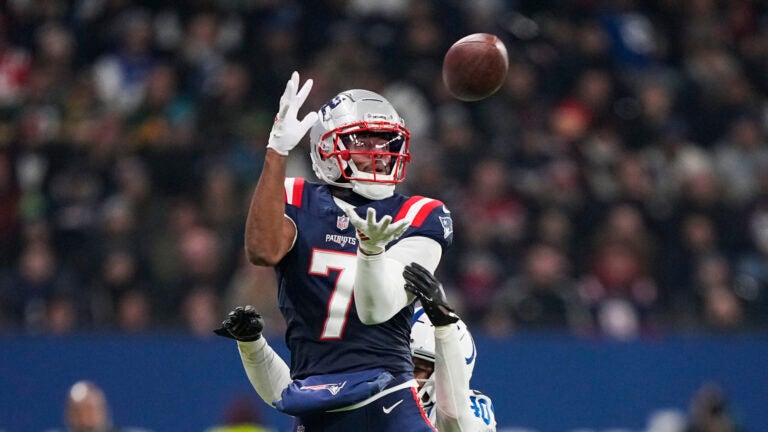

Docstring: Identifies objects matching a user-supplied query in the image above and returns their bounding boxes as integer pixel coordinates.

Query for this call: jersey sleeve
[432,323,496,432]
[280,177,306,253]
[394,197,453,250]
[282,177,306,221]
[237,338,292,407]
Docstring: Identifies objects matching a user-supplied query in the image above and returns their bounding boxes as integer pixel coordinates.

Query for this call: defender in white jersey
[411,308,496,431]
[405,263,497,432]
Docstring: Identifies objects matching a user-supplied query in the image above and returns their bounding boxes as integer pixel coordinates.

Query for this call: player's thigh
[371,387,435,432]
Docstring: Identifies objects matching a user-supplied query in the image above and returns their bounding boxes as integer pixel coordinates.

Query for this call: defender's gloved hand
[344,207,410,255]
[403,262,460,326]
[213,305,264,342]
[267,71,319,156]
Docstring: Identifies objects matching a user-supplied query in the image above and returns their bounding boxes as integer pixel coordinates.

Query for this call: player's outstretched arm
[343,207,442,324]
[432,325,490,432]
[245,71,318,266]
[405,263,489,432]
[214,306,291,407]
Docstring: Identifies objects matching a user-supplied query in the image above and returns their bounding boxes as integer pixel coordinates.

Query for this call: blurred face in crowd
[19,243,55,284]
[526,245,566,288]
[65,381,110,432]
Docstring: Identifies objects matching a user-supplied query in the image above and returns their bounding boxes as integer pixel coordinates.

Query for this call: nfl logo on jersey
[337,215,350,230]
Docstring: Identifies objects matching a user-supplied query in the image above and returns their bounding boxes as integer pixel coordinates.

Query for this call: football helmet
[410,306,476,407]
[309,89,411,200]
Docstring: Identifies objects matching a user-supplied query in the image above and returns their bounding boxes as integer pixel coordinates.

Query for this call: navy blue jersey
[278,178,453,380]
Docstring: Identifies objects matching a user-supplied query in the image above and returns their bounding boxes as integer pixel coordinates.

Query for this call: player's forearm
[434,325,472,426]
[237,337,292,406]
[245,149,291,266]
[353,253,411,324]
[354,236,442,324]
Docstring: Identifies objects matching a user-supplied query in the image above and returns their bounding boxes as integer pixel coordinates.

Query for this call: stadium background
[1,0,768,430]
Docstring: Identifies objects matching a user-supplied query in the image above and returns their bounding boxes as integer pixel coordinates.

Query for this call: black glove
[403,262,460,326]
[213,305,264,342]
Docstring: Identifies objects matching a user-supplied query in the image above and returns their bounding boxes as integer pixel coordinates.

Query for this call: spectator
[46,380,153,432]
[0,21,31,107]
[714,115,768,208]
[695,254,744,331]
[592,203,658,276]
[0,152,21,267]
[486,244,586,335]
[181,286,220,337]
[578,239,659,339]
[531,207,574,256]
[91,8,158,114]
[452,158,528,322]
[732,202,768,327]
[0,240,82,333]
[115,288,152,333]
[685,382,742,432]
[92,248,144,328]
[457,158,528,260]
[204,395,275,432]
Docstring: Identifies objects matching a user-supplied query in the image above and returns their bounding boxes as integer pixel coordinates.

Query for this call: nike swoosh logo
[382,399,403,414]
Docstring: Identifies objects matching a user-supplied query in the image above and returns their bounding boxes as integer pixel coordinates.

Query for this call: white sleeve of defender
[237,338,292,407]
[353,236,442,324]
[433,325,475,432]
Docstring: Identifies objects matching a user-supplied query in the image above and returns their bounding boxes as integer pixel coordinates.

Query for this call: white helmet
[410,306,476,407]
[309,89,411,200]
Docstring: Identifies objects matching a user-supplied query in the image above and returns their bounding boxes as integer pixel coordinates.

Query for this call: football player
[236,71,453,431]
[216,262,496,432]
[404,263,497,432]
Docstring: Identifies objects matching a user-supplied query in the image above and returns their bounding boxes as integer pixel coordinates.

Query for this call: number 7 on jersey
[309,249,357,339]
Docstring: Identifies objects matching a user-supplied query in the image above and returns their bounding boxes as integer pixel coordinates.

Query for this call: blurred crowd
[1,0,768,339]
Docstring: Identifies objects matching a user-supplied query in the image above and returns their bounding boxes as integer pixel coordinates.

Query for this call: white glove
[344,207,411,255]
[267,71,319,156]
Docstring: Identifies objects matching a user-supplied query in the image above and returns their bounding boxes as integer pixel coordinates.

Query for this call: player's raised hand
[214,305,264,342]
[266,71,319,156]
[344,207,410,255]
[403,262,460,326]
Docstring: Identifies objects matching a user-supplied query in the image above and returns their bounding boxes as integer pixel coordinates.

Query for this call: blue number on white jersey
[428,389,497,432]
[469,392,494,426]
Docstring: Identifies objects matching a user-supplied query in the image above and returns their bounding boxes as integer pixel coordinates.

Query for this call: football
[442,33,509,102]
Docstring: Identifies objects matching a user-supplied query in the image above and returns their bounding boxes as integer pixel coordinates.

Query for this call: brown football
[442,33,509,102]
